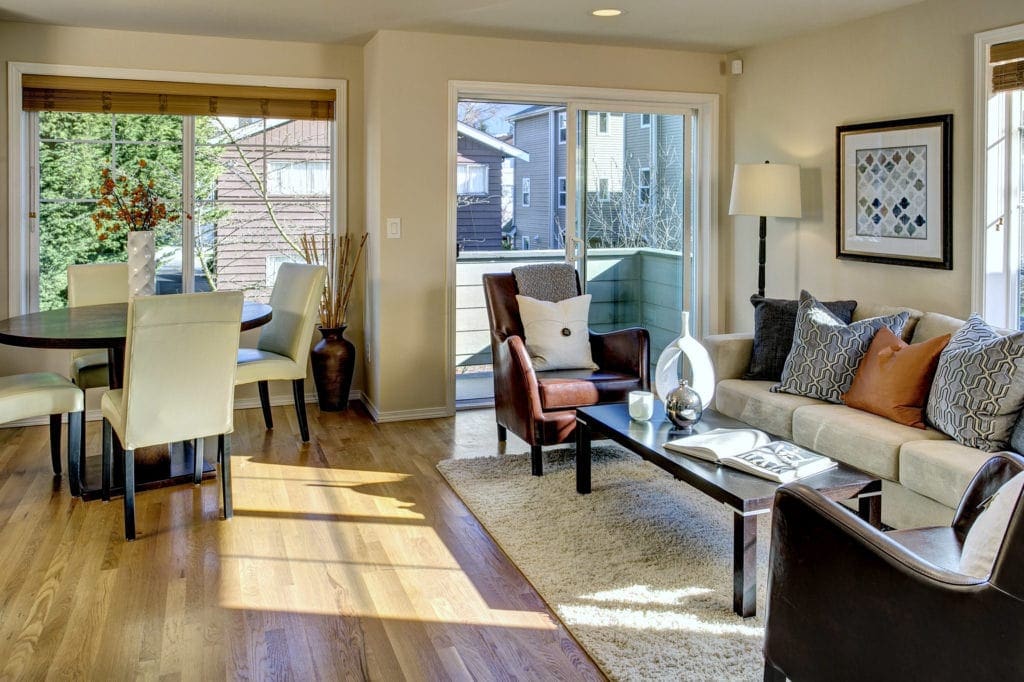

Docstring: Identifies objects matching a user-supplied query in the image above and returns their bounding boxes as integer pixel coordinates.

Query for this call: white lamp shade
[728,163,802,218]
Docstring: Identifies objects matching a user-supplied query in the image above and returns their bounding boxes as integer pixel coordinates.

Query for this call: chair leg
[49,414,62,476]
[219,434,233,519]
[193,438,204,485]
[257,380,273,430]
[102,419,112,502]
[67,411,83,497]
[497,423,507,443]
[292,379,310,442]
[123,448,136,541]
[531,444,543,476]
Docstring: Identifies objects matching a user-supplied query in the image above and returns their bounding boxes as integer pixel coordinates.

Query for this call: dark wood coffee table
[575,402,881,618]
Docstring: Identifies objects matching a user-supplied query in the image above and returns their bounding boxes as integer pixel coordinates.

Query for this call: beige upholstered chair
[101,291,243,540]
[0,373,84,494]
[235,262,326,443]
[67,263,129,390]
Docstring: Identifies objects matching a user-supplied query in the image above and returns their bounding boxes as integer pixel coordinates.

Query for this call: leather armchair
[763,452,1024,682]
[482,272,649,476]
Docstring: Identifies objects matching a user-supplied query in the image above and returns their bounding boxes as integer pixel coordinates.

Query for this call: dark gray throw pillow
[745,292,857,381]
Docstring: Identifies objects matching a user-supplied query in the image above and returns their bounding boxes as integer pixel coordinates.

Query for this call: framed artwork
[836,114,952,269]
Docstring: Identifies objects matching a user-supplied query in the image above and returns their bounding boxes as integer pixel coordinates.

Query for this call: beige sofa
[704,304,1016,529]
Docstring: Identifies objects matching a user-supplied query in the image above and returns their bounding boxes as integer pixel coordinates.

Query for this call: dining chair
[101,291,243,540]
[235,262,326,442]
[0,373,84,493]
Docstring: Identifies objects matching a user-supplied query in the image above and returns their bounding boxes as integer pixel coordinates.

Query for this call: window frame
[598,177,610,202]
[558,111,567,144]
[8,62,346,315]
[521,176,531,207]
[597,112,609,135]
[456,162,489,196]
[640,113,651,128]
[638,166,651,206]
[557,175,567,209]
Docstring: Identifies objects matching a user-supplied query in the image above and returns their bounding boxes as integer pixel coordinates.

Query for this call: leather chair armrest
[492,335,546,442]
[953,452,1024,535]
[589,327,650,388]
[703,333,752,381]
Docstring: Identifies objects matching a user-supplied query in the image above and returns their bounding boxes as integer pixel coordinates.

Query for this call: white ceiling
[0,0,923,52]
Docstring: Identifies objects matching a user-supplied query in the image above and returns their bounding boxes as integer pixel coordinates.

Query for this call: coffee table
[574,402,881,618]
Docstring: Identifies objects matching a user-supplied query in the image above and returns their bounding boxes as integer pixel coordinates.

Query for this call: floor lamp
[728,161,802,297]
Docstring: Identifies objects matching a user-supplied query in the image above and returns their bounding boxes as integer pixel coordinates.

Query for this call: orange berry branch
[91,159,179,240]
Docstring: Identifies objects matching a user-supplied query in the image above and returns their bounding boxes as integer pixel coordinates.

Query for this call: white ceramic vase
[654,311,715,410]
[127,230,156,298]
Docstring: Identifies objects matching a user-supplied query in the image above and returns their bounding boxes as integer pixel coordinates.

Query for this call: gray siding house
[456,122,528,252]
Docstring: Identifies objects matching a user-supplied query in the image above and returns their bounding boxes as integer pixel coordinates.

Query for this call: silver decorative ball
[665,380,703,432]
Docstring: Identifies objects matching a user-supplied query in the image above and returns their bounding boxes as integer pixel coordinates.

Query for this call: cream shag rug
[437,446,769,682]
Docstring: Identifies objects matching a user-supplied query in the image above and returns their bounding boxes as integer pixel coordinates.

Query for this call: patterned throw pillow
[745,293,857,381]
[926,315,1024,451]
[772,293,908,404]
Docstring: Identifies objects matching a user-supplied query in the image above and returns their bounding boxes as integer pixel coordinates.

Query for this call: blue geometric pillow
[926,315,1024,451]
[772,292,908,404]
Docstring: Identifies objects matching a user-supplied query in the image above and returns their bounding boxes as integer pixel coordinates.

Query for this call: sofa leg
[531,445,543,476]
[497,423,507,443]
[763,661,786,682]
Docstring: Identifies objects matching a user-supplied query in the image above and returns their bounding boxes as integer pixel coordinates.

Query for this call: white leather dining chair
[101,291,243,540]
[235,262,326,442]
[67,263,129,390]
[0,373,84,493]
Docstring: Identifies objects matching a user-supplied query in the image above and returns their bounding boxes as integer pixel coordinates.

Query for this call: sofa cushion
[926,314,1024,451]
[791,404,948,481]
[841,327,950,428]
[910,312,965,344]
[852,303,923,342]
[537,369,639,410]
[899,440,994,509]
[716,379,824,439]
[774,292,908,404]
[745,293,857,381]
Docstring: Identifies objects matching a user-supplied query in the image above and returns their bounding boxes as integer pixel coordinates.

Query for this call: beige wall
[724,0,1024,332]
[0,21,364,405]
[362,30,727,417]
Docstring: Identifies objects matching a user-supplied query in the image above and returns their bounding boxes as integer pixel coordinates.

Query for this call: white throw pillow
[959,471,1024,579]
[516,294,598,371]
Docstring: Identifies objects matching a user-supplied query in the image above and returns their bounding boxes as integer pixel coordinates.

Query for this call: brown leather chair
[482,272,649,476]
[763,452,1024,682]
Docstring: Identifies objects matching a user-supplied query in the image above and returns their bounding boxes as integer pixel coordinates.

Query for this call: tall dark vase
[310,325,356,411]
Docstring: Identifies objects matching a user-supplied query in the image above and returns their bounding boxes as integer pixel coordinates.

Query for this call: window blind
[22,75,335,120]
[991,39,1024,93]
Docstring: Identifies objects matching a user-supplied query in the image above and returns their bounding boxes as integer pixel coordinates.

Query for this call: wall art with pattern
[836,114,952,269]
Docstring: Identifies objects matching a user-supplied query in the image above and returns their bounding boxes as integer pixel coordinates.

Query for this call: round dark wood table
[0,300,273,499]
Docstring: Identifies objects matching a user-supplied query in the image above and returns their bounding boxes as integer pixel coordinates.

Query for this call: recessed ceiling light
[591,8,624,17]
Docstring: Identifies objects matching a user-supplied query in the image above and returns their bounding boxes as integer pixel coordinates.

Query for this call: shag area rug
[437,446,770,682]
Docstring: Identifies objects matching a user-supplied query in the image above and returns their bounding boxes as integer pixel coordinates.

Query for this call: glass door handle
[569,236,583,262]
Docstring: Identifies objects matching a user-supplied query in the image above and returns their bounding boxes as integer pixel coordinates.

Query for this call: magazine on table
[664,427,836,483]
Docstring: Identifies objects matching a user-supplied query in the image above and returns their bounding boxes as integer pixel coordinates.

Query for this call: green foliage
[37,112,224,310]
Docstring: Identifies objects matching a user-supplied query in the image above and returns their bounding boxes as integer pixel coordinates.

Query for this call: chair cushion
[959,472,1024,578]
[899,440,994,509]
[236,348,305,384]
[926,314,1024,451]
[71,351,110,390]
[715,379,824,439]
[791,404,948,481]
[0,372,83,423]
[537,369,640,410]
[516,294,597,371]
[773,292,908,404]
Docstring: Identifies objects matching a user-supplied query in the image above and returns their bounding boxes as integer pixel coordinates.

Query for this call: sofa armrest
[703,333,753,381]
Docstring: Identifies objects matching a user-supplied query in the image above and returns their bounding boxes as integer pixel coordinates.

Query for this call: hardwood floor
[0,404,603,680]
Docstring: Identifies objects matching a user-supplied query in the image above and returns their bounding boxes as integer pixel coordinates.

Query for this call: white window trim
[557,175,567,208]
[558,111,567,145]
[7,62,347,315]
[521,176,531,207]
[638,166,651,206]
[973,24,1024,324]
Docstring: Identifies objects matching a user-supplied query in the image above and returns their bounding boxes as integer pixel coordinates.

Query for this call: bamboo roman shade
[991,39,1024,93]
[22,75,335,120]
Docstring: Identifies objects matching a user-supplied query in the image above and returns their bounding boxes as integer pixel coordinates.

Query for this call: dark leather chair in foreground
[482,272,649,476]
[763,452,1024,681]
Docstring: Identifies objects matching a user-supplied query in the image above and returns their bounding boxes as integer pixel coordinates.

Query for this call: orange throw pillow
[842,327,951,429]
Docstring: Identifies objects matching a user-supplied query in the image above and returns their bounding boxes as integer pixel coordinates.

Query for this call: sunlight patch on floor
[580,584,714,606]
[559,603,764,636]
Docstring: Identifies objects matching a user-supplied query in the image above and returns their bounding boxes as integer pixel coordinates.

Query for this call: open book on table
[664,428,836,483]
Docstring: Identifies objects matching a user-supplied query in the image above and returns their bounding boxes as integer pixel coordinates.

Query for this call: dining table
[0,300,273,500]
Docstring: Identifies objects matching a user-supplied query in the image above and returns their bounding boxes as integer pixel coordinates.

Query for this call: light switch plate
[386,218,401,239]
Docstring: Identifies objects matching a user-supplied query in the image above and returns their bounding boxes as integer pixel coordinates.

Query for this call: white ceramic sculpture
[654,311,715,410]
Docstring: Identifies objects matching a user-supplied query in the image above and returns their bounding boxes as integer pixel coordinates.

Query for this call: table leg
[575,417,592,495]
[733,512,757,618]
[859,493,882,528]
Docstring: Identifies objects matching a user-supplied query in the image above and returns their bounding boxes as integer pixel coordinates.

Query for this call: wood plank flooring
[0,404,603,680]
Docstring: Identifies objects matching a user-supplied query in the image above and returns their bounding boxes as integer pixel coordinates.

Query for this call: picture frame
[835,114,952,269]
